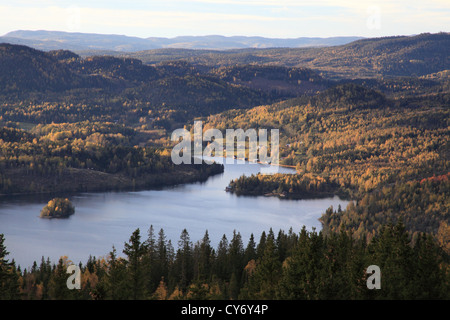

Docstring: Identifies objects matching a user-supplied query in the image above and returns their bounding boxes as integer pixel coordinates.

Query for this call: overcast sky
[1,0,449,38]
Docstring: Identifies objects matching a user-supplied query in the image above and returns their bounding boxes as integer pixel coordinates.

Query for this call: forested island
[39,198,75,218]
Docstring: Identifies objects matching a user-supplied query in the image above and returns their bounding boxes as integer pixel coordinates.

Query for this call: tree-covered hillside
[0,122,223,195]
[124,33,450,79]
[206,84,449,240]
[1,44,320,128]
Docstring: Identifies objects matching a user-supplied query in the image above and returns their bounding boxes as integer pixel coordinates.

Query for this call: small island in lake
[40,198,75,219]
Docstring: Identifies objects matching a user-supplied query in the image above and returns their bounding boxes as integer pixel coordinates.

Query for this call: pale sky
[1,0,449,38]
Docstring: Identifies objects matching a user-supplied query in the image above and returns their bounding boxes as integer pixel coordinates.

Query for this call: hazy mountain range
[0,30,364,52]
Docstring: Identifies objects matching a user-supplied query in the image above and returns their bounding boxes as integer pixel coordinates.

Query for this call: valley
[0,32,448,300]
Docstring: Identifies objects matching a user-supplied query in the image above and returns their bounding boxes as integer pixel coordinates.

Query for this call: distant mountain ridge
[121,32,450,79]
[1,30,363,52]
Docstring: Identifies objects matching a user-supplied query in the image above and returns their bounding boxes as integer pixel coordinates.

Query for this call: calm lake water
[0,157,349,269]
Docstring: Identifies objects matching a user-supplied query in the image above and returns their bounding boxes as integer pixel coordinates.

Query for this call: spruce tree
[368,221,415,299]
[143,225,158,294]
[48,258,72,300]
[123,228,146,299]
[175,229,193,293]
[214,234,229,281]
[106,246,130,299]
[229,230,244,282]
[278,227,310,299]
[244,233,257,264]
[0,234,20,300]
[256,231,267,259]
[197,230,213,282]
[246,230,281,299]
[155,228,169,285]
[412,233,446,299]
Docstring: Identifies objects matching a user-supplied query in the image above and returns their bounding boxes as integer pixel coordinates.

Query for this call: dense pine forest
[0,221,449,300]
[0,33,449,300]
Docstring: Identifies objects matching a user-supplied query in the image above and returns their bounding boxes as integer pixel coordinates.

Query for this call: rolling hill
[3,32,448,80]
[1,43,329,126]
[124,33,450,79]
[1,30,362,51]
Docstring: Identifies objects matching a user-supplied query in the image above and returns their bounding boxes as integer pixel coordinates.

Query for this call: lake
[0,157,349,269]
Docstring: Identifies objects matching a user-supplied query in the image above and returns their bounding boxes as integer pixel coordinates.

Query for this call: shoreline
[0,164,224,199]
[203,155,298,169]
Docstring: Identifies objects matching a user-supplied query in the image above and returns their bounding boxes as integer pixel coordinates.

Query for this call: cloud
[0,1,448,38]
[0,5,306,37]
